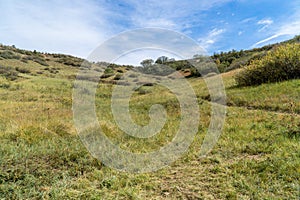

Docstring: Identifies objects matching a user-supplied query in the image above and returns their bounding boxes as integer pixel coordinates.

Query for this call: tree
[155,56,168,64]
[140,59,154,67]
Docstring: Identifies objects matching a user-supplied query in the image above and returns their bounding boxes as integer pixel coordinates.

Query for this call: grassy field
[0,48,299,199]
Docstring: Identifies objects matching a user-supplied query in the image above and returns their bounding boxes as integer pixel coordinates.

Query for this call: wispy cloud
[0,0,115,57]
[252,34,280,47]
[240,17,256,24]
[257,19,273,25]
[253,20,300,48]
[257,18,273,32]
[252,1,300,48]
[252,16,300,47]
[0,0,232,58]
[198,28,226,50]
[127,0,232,31]
[88,28,206,65]
[0,0,298,62]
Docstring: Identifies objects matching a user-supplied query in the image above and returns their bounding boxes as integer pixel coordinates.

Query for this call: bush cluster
[225,52,267,72]
[15,67,31,74]
[57,57,83,67]
[235,43,300,86]
[0,51,21,60]
[0,65,18,80]
[22,55,49,66]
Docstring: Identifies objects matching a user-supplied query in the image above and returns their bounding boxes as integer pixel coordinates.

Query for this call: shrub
[235,43,300,86]
[0,66,18,80]
[57,57,82,67]
[20,58,28,63]
[225,52,267,72]
[24,56,49,66]
[138,64,174,76]
[104,67,114,74]
[15,67,30,74]
[0,51,21,60]
[113,73,122,80]
[35,59,49,66]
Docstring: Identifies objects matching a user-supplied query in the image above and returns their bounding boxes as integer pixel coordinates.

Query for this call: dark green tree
[155,56,168,64]
[140,59,154,67]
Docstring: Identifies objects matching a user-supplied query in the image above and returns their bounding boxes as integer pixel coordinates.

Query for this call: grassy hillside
[0,40,299,199]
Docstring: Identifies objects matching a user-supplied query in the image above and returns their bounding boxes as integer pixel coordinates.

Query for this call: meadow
[0,43,299,199]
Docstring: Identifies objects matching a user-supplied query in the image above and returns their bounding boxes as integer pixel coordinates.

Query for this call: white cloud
[198,28,226,49]
[135,19,177,29]
[0,0,118,57]
[257,18,273,32]
[252,1,300,48]
[251,34,280,47]
[252,13,300,48]
[210,28,226,37]
[279,20,300,35]
[257,19,273,25]
[88,28,206,65]
[127,0,232,31]
[0,0,233,59]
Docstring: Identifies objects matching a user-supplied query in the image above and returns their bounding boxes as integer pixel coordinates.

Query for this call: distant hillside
[211,35,300,73]
[0,35,299,82]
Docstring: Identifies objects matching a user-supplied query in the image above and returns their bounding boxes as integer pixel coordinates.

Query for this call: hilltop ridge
[0,35,299,82]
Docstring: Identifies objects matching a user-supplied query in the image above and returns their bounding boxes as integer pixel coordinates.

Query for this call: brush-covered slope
[0,37,299,199]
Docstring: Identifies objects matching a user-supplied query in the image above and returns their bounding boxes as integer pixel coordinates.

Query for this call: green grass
[227,79,300,113]
[0,55,299,199]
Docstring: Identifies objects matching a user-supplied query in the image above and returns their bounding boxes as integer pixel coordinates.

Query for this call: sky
[0,0,299,65]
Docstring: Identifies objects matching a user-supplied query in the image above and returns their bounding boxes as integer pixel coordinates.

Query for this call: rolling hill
[0,36,299,199]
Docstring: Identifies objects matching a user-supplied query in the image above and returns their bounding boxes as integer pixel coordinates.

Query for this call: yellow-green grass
[0,64,299,199]
[190,70,300,114]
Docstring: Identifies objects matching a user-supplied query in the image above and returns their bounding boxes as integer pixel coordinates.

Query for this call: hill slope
[0,37,299,199]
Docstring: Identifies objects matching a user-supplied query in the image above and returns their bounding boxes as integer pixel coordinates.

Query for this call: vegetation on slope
[212,35,300,73]
[236,43,300,86]
[0,37,299,199]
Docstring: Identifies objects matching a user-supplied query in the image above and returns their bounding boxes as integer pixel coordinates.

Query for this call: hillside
[0,38,299,199]
[1,35,299,80]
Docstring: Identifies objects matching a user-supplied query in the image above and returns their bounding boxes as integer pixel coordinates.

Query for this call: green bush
[225,52,266,72]
[0,65,18,80]
[235,43,300,86]
[34,58,49,66]
[104,67,114,74]
[113,73,122,80]
[15,67,31,74]
[0,51,21,59]
[57,57,82,67]
[24,56,49,66]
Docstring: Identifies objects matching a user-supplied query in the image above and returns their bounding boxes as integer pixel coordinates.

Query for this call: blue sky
[0,0,299,65]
